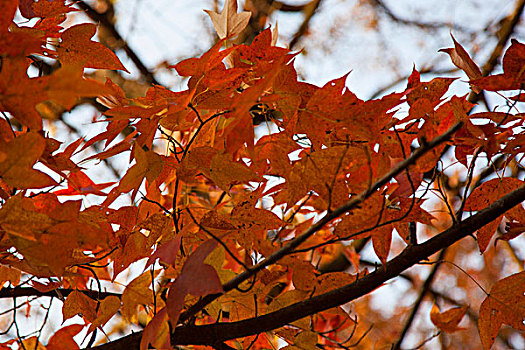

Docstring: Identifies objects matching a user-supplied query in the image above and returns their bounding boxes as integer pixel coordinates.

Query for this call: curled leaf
[440,34,482,93]
[430,303,467,333]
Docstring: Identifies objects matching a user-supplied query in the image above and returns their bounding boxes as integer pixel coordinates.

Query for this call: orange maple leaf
[0,132,56,189]
[465,177,525,252]
[46,324,83,350]
[430,303,467,333]
[57,23,128,72]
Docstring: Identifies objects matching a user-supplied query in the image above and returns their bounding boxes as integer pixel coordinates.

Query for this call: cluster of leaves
[0,0,524,349]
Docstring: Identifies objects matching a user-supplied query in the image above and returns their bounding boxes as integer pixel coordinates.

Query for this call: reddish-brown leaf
[465,178,524,252]
[440,35,482,93]
[0,265,20,289]
[46,65,114,109]
[471,39,525,91]
[145,235,182,268]
[166,240,223,325]
[140,307,171,350]
[478,271,525,349]
[0,58,47,130]
[46,324,83,350]
[0,132,56,189]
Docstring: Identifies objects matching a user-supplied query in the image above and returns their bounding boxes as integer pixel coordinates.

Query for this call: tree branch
[391,248,447,349]
[0,287,121,301]
[169,182,525,346]
[289,0,323,49]
[370,0,473,33]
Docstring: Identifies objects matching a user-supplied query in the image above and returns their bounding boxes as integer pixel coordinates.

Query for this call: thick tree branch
[370,0,472,33]
[272,1,308,12]
[0,287,121,301]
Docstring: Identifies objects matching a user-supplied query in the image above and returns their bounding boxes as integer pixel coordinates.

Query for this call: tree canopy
[0,0,524,349]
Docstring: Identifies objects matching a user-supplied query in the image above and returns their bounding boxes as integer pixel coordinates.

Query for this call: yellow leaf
[121,270,161,322]
[87,296,121,333]
[210,151,259,191]
[266,290,310,329]
[294,331,318,349]
[62,290,97,323]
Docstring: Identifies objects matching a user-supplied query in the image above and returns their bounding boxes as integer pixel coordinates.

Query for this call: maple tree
[0,0,524,349]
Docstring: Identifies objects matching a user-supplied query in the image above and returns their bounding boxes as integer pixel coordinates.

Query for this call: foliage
[0,0,524,349]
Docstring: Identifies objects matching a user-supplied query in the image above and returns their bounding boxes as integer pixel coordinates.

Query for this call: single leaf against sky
[430,304,467,333]
[440,35,482,93]
[87,296,121,334]
[57,23,128,72]
[204,0,251,39]
[62,290,97,323]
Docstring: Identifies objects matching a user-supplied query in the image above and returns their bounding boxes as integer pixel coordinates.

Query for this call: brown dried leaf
[440,35,482,93]
[204,0,251,39]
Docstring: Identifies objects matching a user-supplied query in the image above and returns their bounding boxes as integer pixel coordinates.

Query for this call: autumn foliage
[0,0,525,349]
